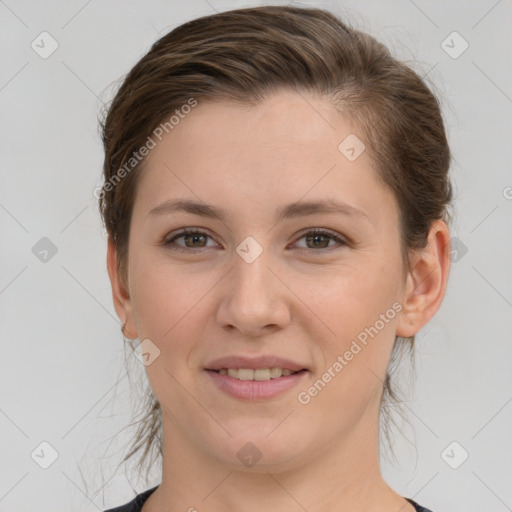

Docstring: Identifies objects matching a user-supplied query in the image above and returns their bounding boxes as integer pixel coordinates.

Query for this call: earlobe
[106,237,138,339]
[396,220,451,338]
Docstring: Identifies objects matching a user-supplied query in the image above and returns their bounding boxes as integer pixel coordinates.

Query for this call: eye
[291,228,347,252]
[163,228,218,253]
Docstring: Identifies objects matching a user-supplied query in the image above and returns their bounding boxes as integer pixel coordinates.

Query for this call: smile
[205,369,308,400]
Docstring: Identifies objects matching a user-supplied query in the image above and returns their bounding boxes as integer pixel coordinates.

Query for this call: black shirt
[104,485,434,512]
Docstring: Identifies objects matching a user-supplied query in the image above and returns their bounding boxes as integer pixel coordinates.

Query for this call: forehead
[152,91,346,163]
[133,90,399,229]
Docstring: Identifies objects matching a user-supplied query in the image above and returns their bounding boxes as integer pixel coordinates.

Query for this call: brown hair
[99,5,453,481]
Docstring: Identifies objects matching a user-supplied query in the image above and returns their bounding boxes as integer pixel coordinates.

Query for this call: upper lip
[205,355,308,372]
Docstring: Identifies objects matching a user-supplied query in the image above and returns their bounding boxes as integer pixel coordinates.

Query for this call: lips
[205,355,308,373]
[206,364,309,400]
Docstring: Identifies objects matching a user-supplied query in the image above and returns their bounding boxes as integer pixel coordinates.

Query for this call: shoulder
[104,488,432,512]
[406,497,435,512]
[103,485,159,512]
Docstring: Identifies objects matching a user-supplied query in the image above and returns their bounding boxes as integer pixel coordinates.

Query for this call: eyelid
[293,227,347,243]
[290,227,348,251]
[162,227,219,251]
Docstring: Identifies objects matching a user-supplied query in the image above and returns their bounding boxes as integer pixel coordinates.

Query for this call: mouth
[203,355,309,400]
[204,368,309,400]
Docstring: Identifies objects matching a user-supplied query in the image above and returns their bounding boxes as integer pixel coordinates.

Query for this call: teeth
[270,367,282,378]
[217,368,298,380]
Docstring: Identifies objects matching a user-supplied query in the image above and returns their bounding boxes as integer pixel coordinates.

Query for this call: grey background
[1,0,511,511]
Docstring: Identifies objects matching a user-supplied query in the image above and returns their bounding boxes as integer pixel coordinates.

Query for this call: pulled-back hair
[99,5,453,482]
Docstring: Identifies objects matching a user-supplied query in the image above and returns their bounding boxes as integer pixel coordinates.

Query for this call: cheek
[128,265,210,402]
[128,259,223,389]
[305,262,399,339]
[302,260,401,395]
[128,249,210,340]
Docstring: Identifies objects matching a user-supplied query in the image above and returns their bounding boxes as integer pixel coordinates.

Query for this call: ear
[107,237,138,339]
[396,219,451,338]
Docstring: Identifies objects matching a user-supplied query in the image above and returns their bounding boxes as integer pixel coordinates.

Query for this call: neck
[143,408,413,512]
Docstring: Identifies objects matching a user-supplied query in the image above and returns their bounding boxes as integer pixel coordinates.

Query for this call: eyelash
[162,228,348,254]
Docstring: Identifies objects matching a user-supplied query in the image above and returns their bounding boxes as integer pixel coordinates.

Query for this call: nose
[216,248,291,337]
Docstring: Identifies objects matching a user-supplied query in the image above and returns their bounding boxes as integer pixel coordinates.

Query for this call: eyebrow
[148,197,371,223]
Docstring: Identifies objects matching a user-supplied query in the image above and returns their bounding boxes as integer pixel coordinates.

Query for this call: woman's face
[116,90,416,471]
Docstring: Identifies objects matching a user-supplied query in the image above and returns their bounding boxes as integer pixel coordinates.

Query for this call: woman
[99,5,452,512]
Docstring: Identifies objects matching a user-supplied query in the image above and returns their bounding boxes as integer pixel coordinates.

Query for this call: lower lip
[205,370,308,400]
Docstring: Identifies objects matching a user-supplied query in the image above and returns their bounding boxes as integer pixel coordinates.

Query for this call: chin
[205,431,306,472]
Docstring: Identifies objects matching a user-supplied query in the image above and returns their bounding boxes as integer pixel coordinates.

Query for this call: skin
[107,89,451,512]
